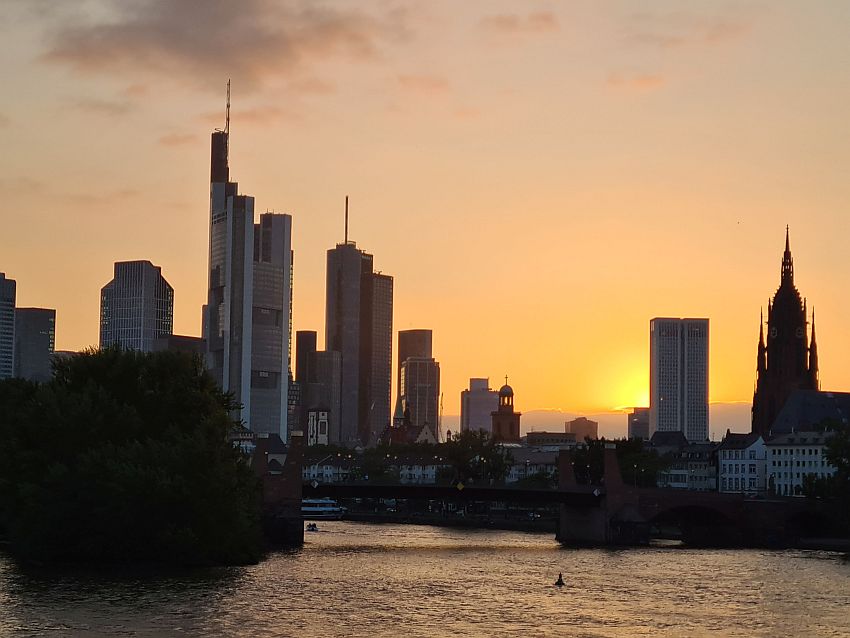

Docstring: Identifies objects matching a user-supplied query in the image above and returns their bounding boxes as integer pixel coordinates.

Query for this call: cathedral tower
[751,228,819,436]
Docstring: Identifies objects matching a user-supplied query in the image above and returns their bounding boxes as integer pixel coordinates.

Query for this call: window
[749,450,756,460]
[749,464,756,474]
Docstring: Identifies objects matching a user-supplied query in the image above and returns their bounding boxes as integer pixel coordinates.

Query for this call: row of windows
[720,449,759,461]
[771,460,828,468]
[721,463,758,475]
[770,447,821,456]
[722,477,759,491]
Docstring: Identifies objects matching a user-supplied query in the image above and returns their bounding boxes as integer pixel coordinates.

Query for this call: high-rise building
[0,273,16,380]
[203,94,293,439]
[14,308,55,382]
[325,212,393,447]
[460,378,499,433]
[566,416,598,441]
[395,329,432,415]
[100,261,173,352]
[751,228,819,437]
[649,317,709,442]
[295,330,317,385]
[491,380,521,444]
[400,356,441,440]
[627,407,650,440]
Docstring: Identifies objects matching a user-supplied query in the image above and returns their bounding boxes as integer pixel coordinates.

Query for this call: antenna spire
[344,195,349,244]
[225,79,231,135]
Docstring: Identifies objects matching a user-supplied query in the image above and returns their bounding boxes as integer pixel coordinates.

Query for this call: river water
[1,522,849,637]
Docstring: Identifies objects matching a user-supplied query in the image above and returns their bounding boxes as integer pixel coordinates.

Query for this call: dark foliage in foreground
[0,348,262,566]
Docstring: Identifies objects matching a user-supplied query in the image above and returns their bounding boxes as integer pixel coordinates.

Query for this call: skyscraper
[395,329,432,414]
[751,228,819,436]
[100,261,173,352]
[649,317,709,442]
[325,202,393,447]
[14,308,55,382]
[203,90,293,439]
[460,378,499,434]
[400,356,441,439]
[0,273,15,380]
[627,407,650,440]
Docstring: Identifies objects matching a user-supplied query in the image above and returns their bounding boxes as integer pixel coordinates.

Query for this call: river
[1,522,849,637]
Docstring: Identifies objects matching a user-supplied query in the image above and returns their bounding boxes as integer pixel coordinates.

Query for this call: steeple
[757,307,766,374]
[809,307,819,388]
[781,225,794,284]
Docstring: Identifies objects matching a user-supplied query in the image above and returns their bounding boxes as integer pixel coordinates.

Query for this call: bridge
[261,433,835,548]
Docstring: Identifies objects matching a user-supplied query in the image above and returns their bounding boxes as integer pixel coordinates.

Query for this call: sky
[1,1,849,433]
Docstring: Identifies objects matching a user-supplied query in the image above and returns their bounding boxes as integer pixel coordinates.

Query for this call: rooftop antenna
[344,195,349,244]
[225,79,231,135]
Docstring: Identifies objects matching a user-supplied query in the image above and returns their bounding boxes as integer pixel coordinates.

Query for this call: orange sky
[2,1,849,422]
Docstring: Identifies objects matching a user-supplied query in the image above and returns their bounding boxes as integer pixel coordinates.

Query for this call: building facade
[752,228,819,437]
[396,329,432,414]
[766,431,836,497]
[325,239,393,447]
[100,261,173,352]
[399,356,441,440]
[566,417,598,441]
[461,378,499,434]
[14,308,55,382]
[0,273,16,380]
[650,317,709,442]
[717,431,767,495]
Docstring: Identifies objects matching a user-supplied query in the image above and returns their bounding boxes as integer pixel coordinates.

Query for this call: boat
[302,498,347,520]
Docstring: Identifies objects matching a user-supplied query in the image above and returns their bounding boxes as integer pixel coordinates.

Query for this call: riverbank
[344,511,557,534]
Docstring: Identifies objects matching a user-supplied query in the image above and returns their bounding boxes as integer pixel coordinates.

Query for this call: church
[751,228,819,436]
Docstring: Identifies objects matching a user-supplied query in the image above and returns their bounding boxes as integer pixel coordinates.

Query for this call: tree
[0,348,262,566]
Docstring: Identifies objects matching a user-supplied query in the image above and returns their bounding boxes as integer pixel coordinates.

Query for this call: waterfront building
[14,307,55,382]
[0,273,16,379]
[628,407,650,440]
[203,98,293,440]
[650,431,718,490]
[100,260,173,352]
[460,378,499,434]
[649,317,709,442]
[400,355,441,440]
[491,380,521,444]
[325,214,393,447]
[752,228,819,437]
[765,430,837,497]
[717,431,767,494]
[505,448,558,484]
[566,416,598,441]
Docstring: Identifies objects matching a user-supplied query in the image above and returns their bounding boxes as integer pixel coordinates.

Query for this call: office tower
[649,317,709,442]
[100,261,173,352]
[203,93,293,439]
[627,407,650,440]
[460,378,499,433]
[395,329,432,415]
[0,273,15,379]
[566,416,598,441]
[491,379,521,444]
[311,350,342,444]
[400,356,441,439]
[751,228,819,436]
[14,308,55,382]
[325,209,393,447]
[295,330,317,384]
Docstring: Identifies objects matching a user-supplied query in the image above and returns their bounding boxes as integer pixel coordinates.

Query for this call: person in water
[555,573,565,587]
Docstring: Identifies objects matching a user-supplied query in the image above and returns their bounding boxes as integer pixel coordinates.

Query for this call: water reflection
[1,522,849,637]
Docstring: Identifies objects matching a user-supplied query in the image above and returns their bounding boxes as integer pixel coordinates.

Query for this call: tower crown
[781,225,794,284]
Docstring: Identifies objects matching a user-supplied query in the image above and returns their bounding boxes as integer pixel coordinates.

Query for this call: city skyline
[3,2,850,419]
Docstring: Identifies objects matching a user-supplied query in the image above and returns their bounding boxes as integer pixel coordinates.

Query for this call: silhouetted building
[769,389,850,434]
[0,273,16,379]
[306,409,330,446]
[299,349,342,445]
[627,407,650,440]
[325,223,393,447]
[100,261,173,352]
[152,334,205,355]
[203,101,293,439]
[525,431,576,449]
[491,379,521,444]
[650,317,709,442]
[566,416,598,441]
[14,308,55,382]
[461,378,499,433]
[395,329,432,414]
[752,228,819,436]
[400,356,440,440]
[295,330,317,384]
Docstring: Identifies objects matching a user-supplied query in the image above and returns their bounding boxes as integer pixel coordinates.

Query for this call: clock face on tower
[796,327,805,338]
[770,327,778,338]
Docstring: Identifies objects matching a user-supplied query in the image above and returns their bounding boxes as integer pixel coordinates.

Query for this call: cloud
[480,11,558,36]
[67,188,139,206]
[71,97,134,116]
[41,0,412,92]
[607,72,665,91]
[198,104,303,127]
[625,11,752,49]
[158,132,199,147]
[397,74,450,95]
